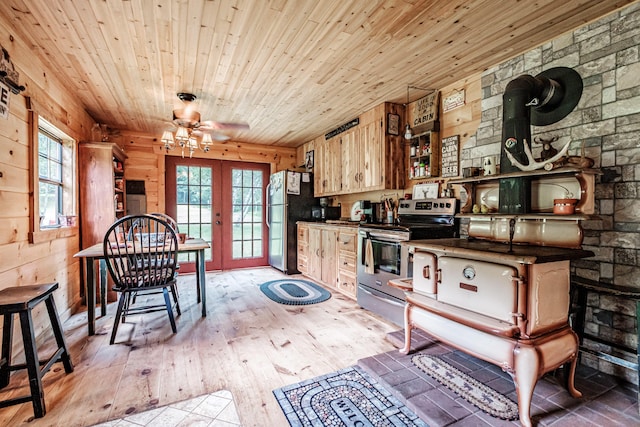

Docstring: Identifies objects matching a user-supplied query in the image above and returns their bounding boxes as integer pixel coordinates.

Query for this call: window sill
[29,226,78,244]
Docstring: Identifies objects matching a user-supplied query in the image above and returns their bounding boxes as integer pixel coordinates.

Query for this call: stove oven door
[412,251,438,296]
[438,257,519,324]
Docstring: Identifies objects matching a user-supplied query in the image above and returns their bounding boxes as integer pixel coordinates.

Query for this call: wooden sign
[325,117,359,140]
[441,135,459,177]
[443,89,465,112]
[407,91,439,132]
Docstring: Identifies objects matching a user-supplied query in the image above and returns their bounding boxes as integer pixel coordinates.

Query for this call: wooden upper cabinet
[354,102,405,192]
[314,102,405,197]
[78,142,127,250]
[314,135,342,197]
[340,127,361,193]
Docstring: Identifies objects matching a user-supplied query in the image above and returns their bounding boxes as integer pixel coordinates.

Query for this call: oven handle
[358,286,406,308]
[359,230,406,243]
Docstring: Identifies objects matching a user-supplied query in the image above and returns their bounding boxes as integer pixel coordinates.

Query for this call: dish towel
[365,238,375,275]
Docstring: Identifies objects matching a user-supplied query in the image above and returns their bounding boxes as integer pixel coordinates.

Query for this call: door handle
[216,220,221,225]
[266,183,271,227]
[422,265,430,279]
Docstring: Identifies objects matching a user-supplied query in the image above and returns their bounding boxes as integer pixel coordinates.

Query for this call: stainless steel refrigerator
[267,170,316,274]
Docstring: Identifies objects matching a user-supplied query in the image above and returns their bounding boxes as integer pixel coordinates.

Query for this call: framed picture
[305,150,314,172]
[387,113,400,135]
[412,182,440,200]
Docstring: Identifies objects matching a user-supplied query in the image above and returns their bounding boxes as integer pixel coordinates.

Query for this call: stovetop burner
[359,198,460,239]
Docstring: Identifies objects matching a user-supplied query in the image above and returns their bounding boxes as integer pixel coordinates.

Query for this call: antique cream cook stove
[390,167,598,427]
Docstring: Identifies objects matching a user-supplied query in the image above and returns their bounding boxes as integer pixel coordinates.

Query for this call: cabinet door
[325,137,342,194]
[314,137,341,196]
[308,227,322,281]
[79,143,125,249]
[359,118,384,189]
[341,129,360,193]
[321,228,338,287]
[297,224,309,274]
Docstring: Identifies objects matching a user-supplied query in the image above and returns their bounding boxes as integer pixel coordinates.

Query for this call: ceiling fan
[161,92,250,156]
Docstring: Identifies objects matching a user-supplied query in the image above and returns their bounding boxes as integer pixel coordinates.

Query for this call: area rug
[273,365,427,426]
[89,390,240,426]
[260,279,331,305]
[412,354,519,420]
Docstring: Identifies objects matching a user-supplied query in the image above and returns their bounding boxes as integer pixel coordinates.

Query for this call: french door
[165,157,270,271]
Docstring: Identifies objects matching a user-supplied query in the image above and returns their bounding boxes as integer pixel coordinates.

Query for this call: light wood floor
[0,267,398,426]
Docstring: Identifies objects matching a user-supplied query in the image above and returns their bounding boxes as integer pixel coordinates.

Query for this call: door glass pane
[176,165,213,262]
[231,168,263,259]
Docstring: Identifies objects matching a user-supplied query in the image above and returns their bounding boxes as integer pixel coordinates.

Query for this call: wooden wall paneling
[439,74,482,155]
[0,217,29,245]
[384,102,406,190]
[123,145,161,213]
[0,191,29,219]
[0,154,29,193]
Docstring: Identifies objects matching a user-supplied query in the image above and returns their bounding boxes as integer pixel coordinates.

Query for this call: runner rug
[260,279,331,305]
[412,354,519,420]
[273,365,427,426]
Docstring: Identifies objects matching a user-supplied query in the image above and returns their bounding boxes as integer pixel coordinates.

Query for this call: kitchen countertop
[298,220,360,228]
[406,238,595,264]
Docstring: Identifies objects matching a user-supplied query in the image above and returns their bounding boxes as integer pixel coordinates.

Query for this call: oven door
[438,257,519,324]
[357,230,406,280]
[356,229,407,300]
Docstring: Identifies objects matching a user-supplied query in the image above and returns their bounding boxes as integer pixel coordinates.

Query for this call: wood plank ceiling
[0,0,635,147]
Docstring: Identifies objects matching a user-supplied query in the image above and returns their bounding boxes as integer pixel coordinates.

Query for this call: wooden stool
[0,283,74,418]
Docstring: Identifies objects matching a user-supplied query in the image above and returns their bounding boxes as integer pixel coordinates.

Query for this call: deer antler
[505,138,571,171]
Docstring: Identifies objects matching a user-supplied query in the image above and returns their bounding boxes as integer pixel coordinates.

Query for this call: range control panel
[397,198,458,216]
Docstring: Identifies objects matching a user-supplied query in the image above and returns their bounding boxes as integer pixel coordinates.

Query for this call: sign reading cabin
[407,91,439,133]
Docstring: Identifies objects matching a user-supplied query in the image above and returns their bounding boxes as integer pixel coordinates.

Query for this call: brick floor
[357,330,640,426]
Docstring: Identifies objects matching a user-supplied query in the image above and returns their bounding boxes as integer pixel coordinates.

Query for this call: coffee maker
[370,202,384,223]
[312,197,340,220]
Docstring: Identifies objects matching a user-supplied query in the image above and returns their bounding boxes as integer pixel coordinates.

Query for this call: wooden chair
[150,212,179,233]
[103,214,181,344]
[148,213,202,303]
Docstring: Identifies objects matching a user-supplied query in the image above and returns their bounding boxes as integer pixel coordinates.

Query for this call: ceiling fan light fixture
[161,130,175,151]
[201,133,213,152]
[177,92,197,103]
[175,126,190,144]
[161,92,248,156]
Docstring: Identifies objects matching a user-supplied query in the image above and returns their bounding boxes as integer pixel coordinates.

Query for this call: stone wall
[459,3,640,382]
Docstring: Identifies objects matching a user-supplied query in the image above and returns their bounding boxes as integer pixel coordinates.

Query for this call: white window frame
[28,109,77,243]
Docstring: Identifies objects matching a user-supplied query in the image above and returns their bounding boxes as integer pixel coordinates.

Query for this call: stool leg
[44,295,74,373]
[19,310,45,418]
[0,313,14,388]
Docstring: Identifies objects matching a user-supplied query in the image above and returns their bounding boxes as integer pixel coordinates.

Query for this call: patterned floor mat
[273,365,427,426]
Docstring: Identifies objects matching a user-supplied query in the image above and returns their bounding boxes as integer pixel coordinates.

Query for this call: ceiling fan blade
[192,128,230,141]
[201,120,250,130]
[212,133,231,141]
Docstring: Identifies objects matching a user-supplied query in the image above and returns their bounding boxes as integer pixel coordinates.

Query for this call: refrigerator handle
[265,182,271,228]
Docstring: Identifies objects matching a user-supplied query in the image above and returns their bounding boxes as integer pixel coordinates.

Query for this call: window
[29,112,77,243]
[38,129,63,227]
[231,168,263,259]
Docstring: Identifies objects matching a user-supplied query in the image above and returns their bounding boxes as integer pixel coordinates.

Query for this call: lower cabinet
[298,223,357,299]
[336,230,357,298]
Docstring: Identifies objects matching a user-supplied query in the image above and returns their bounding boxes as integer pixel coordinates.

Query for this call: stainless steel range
[356,197,458,325]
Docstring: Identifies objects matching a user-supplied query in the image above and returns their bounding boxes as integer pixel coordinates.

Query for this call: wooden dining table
[73,238,210,336]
